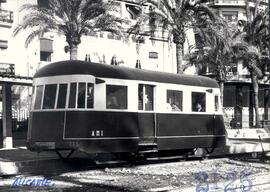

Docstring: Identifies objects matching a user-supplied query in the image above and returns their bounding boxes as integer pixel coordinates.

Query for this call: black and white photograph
[0,0,270,191]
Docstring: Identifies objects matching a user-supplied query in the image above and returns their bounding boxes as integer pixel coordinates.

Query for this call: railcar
[27,60,226,157]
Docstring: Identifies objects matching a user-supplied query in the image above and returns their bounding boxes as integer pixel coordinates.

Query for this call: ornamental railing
[0,63,15,76]
[0,9,13,23]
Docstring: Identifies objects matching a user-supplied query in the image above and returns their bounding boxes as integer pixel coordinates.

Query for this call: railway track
[1,150,267,177]
[93,150,269,167]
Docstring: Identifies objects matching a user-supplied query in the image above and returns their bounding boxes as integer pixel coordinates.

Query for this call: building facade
[0,0,186,77]
[207,0,270,128]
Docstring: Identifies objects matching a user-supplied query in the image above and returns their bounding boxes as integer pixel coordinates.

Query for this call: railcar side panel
[64,111,139,138]
[157,113,215,136]
[157,114,225,150]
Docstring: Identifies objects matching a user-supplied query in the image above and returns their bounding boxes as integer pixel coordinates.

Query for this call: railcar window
[57,84,67,109]
[215,95,219,112]
[43,84,57,109]
[34,85,43,109]
[138,85,143,110]
[87,83,94,108]
[192,92,206,112]
[78,83,86,108]
[138,84,154,111]
[167,90,182,111]
[68,83,77,108]
[106,85,127,109]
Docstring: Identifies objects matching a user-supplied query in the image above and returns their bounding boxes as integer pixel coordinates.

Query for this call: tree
[13,0,127,60]
[133,0,219,74]
[232,0,268,127]
[186,16,232,106]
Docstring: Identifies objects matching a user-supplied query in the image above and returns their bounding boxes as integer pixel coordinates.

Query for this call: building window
[192,92,206,112]
[138,84,154,111]
[40,38,53,61]
[149,52,158,59]
[34,85,43,110]
[43,84,57,109]
[57,84,67,109]
[106,85,127,109]
[37,0,49,8]
[167,90,182,111]
[226,64,238,77]
[132,36,145,44]
[0,40,8,49]
[107,32,121,40]
[89,31,98,37]
[222,11,238,22]
[40,51,52,61]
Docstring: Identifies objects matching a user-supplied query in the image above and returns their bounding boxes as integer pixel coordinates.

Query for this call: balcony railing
[216,0,240,3]
[0,9,13,24]
[0,63,15,76]
[211,0,267,6]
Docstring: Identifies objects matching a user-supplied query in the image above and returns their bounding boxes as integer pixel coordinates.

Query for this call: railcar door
[213,94,226,146]
[213,94,222,134]
[138,84,156,139]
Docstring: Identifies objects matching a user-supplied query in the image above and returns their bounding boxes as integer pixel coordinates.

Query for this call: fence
[223,107,269,129]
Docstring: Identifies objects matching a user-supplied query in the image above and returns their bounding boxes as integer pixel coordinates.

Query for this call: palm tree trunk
[251,73,261,127]
[69,44,78,60]
[176,42,183,74]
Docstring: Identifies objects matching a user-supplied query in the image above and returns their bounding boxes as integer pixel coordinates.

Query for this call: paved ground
[0,156,269,191]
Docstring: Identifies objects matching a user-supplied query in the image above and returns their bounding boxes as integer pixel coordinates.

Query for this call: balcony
[0,39,7,49]
[124,0,142,4]
[0,63,15,76]
[0,9,13,28]
[201,64,252,82]
[208,0,260,7]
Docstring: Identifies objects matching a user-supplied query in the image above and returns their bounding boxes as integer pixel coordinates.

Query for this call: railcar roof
[34,60,219,88]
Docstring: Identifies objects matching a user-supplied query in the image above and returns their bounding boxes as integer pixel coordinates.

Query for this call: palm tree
[133,0,219,74]
[232,0,267,127]
[187,20,233,106]
[13,0,127,60]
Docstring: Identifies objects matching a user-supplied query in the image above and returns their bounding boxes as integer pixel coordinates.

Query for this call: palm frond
[14,0,126,53]
[25,27,50,48]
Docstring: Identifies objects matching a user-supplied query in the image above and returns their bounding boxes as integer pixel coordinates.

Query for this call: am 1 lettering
[91,130,104,137]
